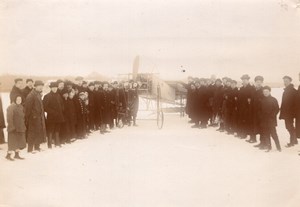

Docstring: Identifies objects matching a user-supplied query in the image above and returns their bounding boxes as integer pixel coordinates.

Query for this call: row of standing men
[185,74,300,153]
[2,76,139,161]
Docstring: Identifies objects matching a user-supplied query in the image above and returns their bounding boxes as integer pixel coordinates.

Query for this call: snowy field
[1,89,300,207]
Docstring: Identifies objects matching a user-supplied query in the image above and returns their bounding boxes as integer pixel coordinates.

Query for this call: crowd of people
[185,74,300,153]
[0,76,140,161]
[1,73,300,160]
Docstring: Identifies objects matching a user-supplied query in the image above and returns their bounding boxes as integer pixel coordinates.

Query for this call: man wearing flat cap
[237,74,255,139]
[248,76,265,146]
[279,76,298,147]
[24,80,47,153]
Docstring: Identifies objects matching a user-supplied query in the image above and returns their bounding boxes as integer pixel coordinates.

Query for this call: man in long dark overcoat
[24,80,47,153]
[248,76,264,144]
[237,74,255,139]
[43,82,65,148]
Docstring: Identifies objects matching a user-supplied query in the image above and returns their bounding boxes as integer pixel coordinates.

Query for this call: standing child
[6,95,27,161]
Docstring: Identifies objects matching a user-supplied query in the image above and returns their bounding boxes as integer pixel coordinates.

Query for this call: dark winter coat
[279,84,297,120]
[7,103,26,151]
[24,89,46,145]
[43,91,65,123]
[260,95,279,128]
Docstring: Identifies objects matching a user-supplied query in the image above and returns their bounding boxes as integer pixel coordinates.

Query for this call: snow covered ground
[1,89,300,207]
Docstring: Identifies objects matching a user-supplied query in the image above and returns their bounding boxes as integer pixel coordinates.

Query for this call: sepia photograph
[0,0,300,206]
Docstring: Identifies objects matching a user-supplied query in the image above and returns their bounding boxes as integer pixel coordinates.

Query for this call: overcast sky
[0,0,300,81]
